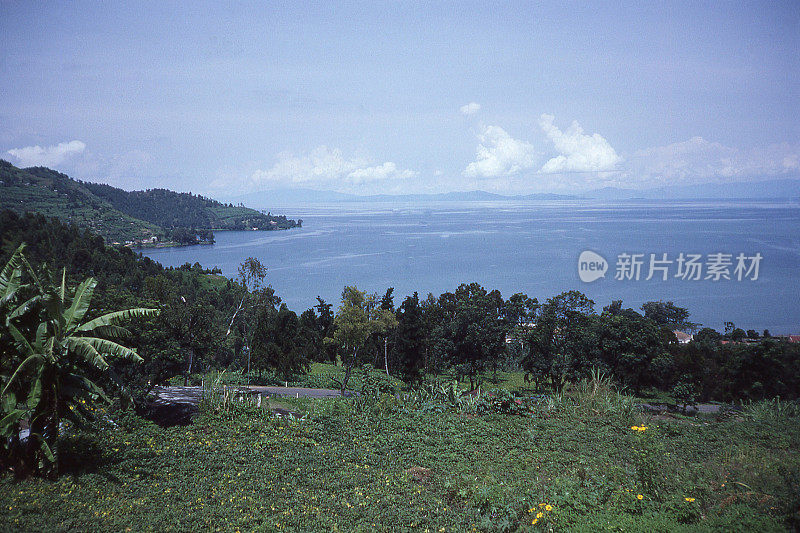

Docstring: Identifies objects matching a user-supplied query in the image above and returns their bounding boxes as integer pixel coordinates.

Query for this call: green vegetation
[0,245,157,477]
[0,160,299,244]
[0,160,161,242]
[1,381,797,531]
[2,210,799,530]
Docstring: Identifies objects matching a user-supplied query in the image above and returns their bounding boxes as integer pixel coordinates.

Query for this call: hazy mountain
[584,178,800,200]
[225,188,578,207]
[228,178,800,210]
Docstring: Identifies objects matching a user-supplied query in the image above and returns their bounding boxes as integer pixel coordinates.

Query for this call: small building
[673,330,693,344]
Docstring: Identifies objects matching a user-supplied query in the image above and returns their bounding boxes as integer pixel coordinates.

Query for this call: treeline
[1,210,797,404]
[309,284,799,402]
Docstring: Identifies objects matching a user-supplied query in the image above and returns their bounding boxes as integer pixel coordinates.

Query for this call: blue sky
[1,1,798,196]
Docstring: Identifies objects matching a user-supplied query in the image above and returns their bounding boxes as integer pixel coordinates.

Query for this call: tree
[227,257,269,379]
[673,375,698,414]
[251,304,308,381]
[694,327,721,345]
[730,328,746,342]
[391,293,426,384]
[503,293,538,366]
[435,283,507,389]
[374,301,398,377]
[1,247,157,477]
[594,307,666,393]
[325,286,383,392]
[524,291,595,389]
[641,301,697,332]
[313,297,337,362]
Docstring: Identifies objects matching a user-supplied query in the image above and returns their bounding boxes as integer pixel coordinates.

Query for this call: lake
[140,200,800,334]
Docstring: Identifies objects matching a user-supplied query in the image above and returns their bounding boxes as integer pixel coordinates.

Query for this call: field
[0,184,160,243]
[1,381,797,532]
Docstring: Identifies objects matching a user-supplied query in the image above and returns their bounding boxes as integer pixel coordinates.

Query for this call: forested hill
[0,160,300,244]
[80,182,300,233]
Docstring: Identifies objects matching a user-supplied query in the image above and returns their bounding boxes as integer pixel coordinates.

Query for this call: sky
[1,1,799,197]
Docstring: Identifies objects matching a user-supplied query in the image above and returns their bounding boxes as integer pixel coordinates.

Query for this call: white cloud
[538,114,622,173]
[249,146,366,186]
[460,102,481,116]
[625,137,800,185]
[463,125,537,178]
[248,145,416,189]
[347,162,417,183]
[6,140,86,167]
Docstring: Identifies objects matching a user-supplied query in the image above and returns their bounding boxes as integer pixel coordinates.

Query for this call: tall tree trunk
[340,347,357,393]
[245,344,251,383]
[184,346,194,386]
[384,337,389,376]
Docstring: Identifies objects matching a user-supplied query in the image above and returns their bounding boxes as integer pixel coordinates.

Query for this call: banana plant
[0,248,158,476]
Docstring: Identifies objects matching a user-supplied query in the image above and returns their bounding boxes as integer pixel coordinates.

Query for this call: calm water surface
[140,200,800,334]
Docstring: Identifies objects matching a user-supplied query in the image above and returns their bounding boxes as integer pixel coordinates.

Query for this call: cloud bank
[625,137,800,186]
[6,140,86,167]
[459,102,481,116]
[249,146,416,189]
[463,125,537,178]
[538,114,622,173]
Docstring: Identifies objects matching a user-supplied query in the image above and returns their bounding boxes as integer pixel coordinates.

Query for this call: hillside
[0,160,161,242]
[0,160,299,244]
[79,181,300,232]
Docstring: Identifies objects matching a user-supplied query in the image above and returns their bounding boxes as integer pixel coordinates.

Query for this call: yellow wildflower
[637,494,643,500]
[685,497,695,502]
[545,504,552,511]
[536,512,543,518]
[531,518,538,525]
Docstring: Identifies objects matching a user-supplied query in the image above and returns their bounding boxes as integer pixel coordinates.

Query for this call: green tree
[251,304,308,381]
[436,283,507,389]
[594,307,666,394]
[641,301,697,332]
[503,293,538,368]
[524,291,595,390]
[694,327,721,346]
[325,286,384,392]
[391,293,426,384]
[227,257,270,379]
[1,248,157,477]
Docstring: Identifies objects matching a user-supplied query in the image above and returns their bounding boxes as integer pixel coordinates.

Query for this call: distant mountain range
[583,178,800,200]
[225,177,800,208]
[225,188,578,206]
[0,160,298,244]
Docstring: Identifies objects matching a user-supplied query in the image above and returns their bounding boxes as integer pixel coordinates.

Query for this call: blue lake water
[140,200,800,334]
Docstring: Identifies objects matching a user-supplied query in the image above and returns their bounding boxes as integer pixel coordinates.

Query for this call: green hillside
[79,180,300,232]
[0,160,299,244]
[0,161,161,242]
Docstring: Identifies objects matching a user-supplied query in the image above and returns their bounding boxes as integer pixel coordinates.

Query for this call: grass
[1,391,797,531]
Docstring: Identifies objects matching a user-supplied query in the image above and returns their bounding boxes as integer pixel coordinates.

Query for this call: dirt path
[639,402,724,414]
[245,386,347,399]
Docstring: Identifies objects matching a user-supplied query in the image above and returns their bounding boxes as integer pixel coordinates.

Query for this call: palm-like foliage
[1,246,158,476]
